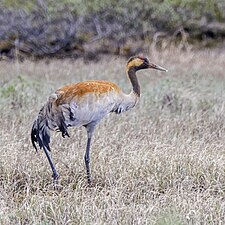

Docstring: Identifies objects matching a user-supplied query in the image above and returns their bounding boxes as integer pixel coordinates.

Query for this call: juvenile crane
[31,56,168,184]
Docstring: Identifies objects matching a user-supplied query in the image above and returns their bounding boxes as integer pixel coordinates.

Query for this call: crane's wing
[55,80,121,105]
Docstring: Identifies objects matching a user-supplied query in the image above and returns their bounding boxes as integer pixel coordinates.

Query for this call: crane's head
[127,55,168,72]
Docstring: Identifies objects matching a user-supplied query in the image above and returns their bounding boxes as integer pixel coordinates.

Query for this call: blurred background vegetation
[0,0,225,60]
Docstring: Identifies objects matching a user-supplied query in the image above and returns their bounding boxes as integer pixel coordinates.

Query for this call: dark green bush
[0,0,224,59]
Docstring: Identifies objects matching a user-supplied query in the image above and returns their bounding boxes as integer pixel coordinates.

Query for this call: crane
[31,56,168,184]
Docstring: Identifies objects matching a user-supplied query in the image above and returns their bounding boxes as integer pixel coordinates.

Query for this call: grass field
[0,49,225,224]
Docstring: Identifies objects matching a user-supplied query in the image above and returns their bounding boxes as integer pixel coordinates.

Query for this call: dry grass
[1,49,225,224]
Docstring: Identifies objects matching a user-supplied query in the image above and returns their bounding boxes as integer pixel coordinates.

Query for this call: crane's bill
[148,63,168,72]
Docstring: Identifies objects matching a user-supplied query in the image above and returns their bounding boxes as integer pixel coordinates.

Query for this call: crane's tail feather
[31,120,38,151]
[56,110,70,138]
[31,105,51,152]
[31,100,72,151]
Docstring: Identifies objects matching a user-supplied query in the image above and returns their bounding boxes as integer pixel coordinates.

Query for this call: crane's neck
[127,67,140,97]
[112,67,140,114]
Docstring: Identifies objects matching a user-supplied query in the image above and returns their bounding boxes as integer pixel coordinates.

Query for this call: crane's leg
[84,122,96,185]
[43,146,59,181]
[85,136,92,184]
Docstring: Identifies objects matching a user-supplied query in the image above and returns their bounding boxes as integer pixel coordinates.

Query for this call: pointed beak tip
[157,66,168,72]
[148,63,168,72]
[157,67,168,72]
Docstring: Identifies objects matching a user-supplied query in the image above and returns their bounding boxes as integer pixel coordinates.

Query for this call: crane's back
[55,80,121,105]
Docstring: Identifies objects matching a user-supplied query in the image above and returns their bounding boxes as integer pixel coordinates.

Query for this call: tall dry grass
[0,49,225,224]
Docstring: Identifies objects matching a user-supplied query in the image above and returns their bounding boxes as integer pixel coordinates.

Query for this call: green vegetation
[2,0,225,21]
[0,75,41,108]
[0,0,224,60]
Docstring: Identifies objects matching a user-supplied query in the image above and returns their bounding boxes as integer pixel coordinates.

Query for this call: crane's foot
[52,171,59,180]
[52,172,59,187]
[87,175,93,186]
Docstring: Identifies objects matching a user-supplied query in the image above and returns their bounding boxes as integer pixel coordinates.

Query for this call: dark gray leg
[85,137,92,184]
[84,122,96,184]
[43,146,59,180]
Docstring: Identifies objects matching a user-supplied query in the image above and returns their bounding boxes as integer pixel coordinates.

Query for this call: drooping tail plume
[31,105,51,151]
[31,96,71,152]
